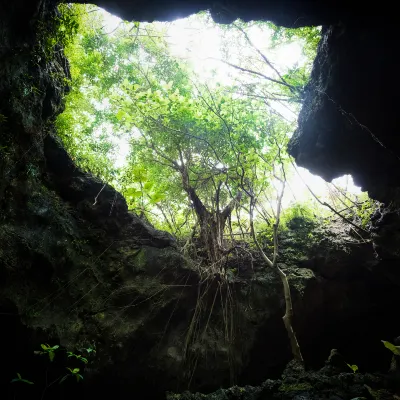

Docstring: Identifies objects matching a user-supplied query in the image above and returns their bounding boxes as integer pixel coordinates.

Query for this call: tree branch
[233,23,290,85]
[291,161,369,235]
[221,191,242,220]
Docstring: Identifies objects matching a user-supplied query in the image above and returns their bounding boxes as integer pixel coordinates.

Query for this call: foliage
[280,202,318,229]
[54,4,80,49]
[60,367,84,384]
[67,351,88,364]
[83,346,96,355]
[10,344,93,399]
[0,113,7,124]
[267,24,321,62]
[36,343,59,362]
[346,363,359,373]
[382,340,400,356]
[56,5,371,255]
[55,5,120,182]
[36,3,80,59]
[356,196,378,228]
[11,373,34,385]
[56,5,308,243]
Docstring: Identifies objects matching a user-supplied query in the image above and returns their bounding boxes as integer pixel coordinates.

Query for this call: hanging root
[277,266,303,363]
[182,273,239,388]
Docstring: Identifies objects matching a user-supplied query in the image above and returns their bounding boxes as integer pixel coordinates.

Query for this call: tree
[240,143,303,363]
[115,73,277,263]
[56,5,307,264]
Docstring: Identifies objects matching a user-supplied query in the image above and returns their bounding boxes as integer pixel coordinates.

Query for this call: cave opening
[56,4,374,244]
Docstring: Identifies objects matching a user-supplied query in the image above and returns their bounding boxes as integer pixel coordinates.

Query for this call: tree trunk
[198,211,227,263]
[277,265,304,363]
[179,165,241,264]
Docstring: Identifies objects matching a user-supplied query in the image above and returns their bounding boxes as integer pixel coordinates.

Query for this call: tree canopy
[56,5,374,248]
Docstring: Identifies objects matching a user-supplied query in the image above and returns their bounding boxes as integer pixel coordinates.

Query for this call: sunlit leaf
[346,363,358,373]
[382,340,400,356]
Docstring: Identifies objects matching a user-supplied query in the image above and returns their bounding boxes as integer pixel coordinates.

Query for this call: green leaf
[72,368,80,374]
[49,351,55,362]
[115,109,125,121]
[150,193,166,204]
[346,363,358,373]
[86,347,96,354]
[143,181,153,191]
[125,188,142,198]
[11,374,34,384]
[382,340,400,356]
[41,344,49,350]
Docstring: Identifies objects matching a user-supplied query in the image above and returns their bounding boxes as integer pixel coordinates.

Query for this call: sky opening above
[98,8,363,203]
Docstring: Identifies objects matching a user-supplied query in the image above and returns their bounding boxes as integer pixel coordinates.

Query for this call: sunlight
[285,169,362,207]
[163,15,305,93]
[97,7,308,132]
[332,175,362,194]
[102,11,122,33]
[113,135,130,168]
[101,9,304,91]
[98,8,365,202]
[71,6,370,223]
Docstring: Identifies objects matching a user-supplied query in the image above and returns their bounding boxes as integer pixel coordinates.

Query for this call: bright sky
[100,8,364,202]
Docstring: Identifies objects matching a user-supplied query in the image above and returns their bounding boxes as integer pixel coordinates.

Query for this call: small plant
[35,344,59,362]
[382,340,400,356]
[84,346,96,354]
[346,363,359,373]
[356,197,378,228]
[26,163,39,178]
[11,373,34,385]
[60,367,83,384]
[67,351,88,364]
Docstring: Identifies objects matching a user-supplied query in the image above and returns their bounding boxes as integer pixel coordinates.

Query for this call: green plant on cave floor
[381,340,400,356]
[346,363,359,373]
[67,351,88,364]
[0,113,7,124]
[35,343,92,365]
[60,367,84,384]
[82,345,96,355]
[35,343,60,362]
[26,163,39,178]
[11,344,88,398]
[343,340,399,377]
[11,373,34,385]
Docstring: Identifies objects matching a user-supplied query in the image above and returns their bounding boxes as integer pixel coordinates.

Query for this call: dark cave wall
[288,23,400,204]
[73,0,384,27]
